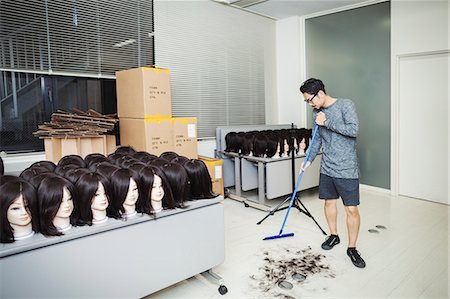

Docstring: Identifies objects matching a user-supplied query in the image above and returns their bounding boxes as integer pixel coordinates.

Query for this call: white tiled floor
[146,189,449,299]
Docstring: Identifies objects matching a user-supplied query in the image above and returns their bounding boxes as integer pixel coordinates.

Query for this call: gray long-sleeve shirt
[308,98,359,179]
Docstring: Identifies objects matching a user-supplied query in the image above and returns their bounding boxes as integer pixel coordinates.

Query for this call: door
[398,52,449,204]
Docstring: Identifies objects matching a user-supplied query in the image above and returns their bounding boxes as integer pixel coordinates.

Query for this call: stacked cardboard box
[44,135,116,163]
[116,67,198,158]
[198,156,224,196]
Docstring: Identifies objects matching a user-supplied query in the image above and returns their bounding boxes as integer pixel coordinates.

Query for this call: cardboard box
[44,135,116,163]
[198,156,224,196]
[116,67,172,119]
[172,117,198,159]
[119,117,173,156]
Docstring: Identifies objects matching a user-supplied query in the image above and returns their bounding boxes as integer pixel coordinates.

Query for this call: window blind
[154,1,274,138]
[0,0,154,78]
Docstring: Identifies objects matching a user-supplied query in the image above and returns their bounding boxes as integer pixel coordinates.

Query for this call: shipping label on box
[172,117,198,159]
[116,67,172,119]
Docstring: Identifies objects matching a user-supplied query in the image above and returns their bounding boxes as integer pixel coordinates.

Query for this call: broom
[263,124,319,240]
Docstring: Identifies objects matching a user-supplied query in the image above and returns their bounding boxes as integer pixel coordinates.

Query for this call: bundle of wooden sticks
[33,108,118,138]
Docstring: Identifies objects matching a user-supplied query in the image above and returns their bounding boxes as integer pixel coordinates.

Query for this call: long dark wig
[75,172,111,226]
[38,176,77,236]
[161,162,190,208]
[183,159,216,199]
[107,168,141,219]
[136,165,176,214]
[0,180,39,243]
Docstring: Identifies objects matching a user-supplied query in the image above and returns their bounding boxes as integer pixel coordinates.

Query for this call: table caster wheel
[244,203,249,208]
[218,285,228,295]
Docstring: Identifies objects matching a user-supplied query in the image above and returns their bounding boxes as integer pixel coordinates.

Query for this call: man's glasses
[304,92,318,103]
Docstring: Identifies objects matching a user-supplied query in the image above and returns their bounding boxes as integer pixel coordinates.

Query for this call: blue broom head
[263,232,294,240]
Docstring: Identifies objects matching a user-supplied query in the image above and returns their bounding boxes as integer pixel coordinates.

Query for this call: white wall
[274,16,307,128]
[390,0,449,201]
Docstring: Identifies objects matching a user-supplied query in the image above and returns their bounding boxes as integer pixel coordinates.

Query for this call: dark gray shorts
[319,173,360,206]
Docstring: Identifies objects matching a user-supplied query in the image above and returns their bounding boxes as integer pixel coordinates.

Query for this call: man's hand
[300,160,311,172]
[315,111,327,126]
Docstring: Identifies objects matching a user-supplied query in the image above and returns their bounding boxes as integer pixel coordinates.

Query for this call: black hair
[0,180,39,243]
[58,155,86,168]
[19,166,51,181]
[28,172,60,189]
[30,161,56,172]
[252,132,268,157]
[84,153,108,168]
[160,151,179,162]
[161,162,190,208]
[107,168,141,219]
[38,176,77,236]
[114,146,136,156]
[149,157,170,170]
[54,164,80,177]
[0,175,23,186]
[265,131,279,158]
[242,132,256,156]
[183,159,216,199]
[63,168,92,184]
[0,157,3,176]
[95,163,121,179]
[132,151,158,164]
[136,165,176,213]
[75,172,111,226]
[171,155,189,166]
[299,78,326,95]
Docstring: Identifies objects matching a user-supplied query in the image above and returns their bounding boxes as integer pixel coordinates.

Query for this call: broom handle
[278,124,319,235]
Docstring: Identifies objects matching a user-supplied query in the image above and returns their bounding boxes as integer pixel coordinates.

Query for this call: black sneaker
[347,248,366,268]
[321,235,340,250]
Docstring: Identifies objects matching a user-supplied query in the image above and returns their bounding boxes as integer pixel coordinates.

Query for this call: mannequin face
[151,175,164,202]
[91,182,109,211]
[299,139,306,150]
[55,186,74,219]
[7,194,31,227]
[124,178,138,206]
[283,140,289,154]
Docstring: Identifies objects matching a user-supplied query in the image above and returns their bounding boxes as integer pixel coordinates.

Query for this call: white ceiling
[224,0,370,19]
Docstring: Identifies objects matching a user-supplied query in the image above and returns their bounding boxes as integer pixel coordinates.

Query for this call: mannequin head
[54,164,80,177]
[20,166,50,181]
[149,157,170,170]
[94,162,121,179]
[58,154,86,168]
[171,155,189,165]
[242,132,256,156]
[114,146,136,156]
[38,176,77,236]
[138,165,175,214]
[161,162,190,208]
[265,132,278,158]
[159,151,178,162]
[132,151,157,164]
[64,168,92,184]
[30,161,56,172]
[0,181,39,243]
[76,172,110,225]
[28,172,60,189]
[183,159,216,199]
[84,153,108,168]
[253,132,268,157]
[108,168,141,219]
[225,131,242,153]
